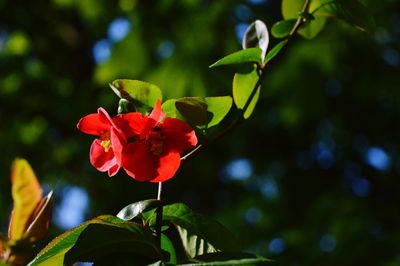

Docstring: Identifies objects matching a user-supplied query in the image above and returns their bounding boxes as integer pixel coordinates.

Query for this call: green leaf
[175,97,209,127]
[162,99,178,119]
[149,203,239,259]
[282,0,327,39]
[110,79,162,113]
[209,48,262,68]
[204,96,233,128]
[117,199,162,221]
[176,225,218,258]
[264,40,288,64]
[27,215,161,266]
[161,233,177,264]
[271,19,297,38]
[232,65,260,119]
[242,20,269,62]
[192,252,271,265]
[118,98,136,114]
[64,221,160,265]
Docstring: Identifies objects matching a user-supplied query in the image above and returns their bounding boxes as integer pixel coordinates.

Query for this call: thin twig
[177,0,312,164]
[155,182,163,250]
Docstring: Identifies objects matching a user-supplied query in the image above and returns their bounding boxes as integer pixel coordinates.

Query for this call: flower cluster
[77,100,198,182]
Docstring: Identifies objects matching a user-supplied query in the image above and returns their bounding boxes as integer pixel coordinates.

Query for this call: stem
[155,182,163,250]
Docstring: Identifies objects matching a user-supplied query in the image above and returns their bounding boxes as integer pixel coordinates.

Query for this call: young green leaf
[110,79,162,113]
[209,48,262,68]
[271,19,297,38]
[162,99,178,119]
[282,0,327,39]
[242,20,269,62]
[265,40,288,64]
[233,65,260,119]
[117,199,162,221]
[204,96,233,128]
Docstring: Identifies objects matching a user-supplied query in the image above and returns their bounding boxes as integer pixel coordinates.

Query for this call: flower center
[146,128,165,156]
[100,131,112,152]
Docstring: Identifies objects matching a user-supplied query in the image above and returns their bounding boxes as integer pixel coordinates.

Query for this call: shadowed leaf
[271,19,297,38]
[23,191,54,243]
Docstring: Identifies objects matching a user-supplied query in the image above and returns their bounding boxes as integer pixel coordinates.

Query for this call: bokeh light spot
[55,186,89,230]
[108,17,131,42]
[268,237,286,254]
[319,234,336,252]
[93,39,111,64]
[366,146,391,171]
[244,207,263,225]
[223,158,253,181]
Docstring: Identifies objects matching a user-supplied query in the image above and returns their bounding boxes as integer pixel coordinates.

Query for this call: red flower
[77,100,198,182]
[121,100,198,182]
[77,107,126,177]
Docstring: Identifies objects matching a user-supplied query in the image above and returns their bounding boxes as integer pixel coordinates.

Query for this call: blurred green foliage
[1,0,400,265]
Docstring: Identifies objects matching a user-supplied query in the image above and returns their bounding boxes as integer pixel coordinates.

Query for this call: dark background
[1,0,400,265]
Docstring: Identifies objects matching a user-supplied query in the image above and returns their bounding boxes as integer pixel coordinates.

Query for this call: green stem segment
[156,182,163,250]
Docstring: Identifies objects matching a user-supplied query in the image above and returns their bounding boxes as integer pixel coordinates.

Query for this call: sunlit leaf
[282,0,327,39]
[162,99,179,119]
[204,96,233,128]
[27,215,161,266]
[192,252,271,265]
[176,225,218,258]
[209,48,262,68]
[242,20,269,62]
[117,199,162,221]
[271,19,297,38]
[175,97,208,127]
[8,159,42,241]
[110,79,162,113]
[265,40,288,64]
[232,65,260,119]
[23,191,54,243]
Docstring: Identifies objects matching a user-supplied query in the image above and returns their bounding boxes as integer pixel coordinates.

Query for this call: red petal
[90,139,118,172]
[160,118,198,153]
[115,112,145,138]
[110,127,126,164]
[140,100,165,138]
[77,113,110,136]
[149,99,165,123]
[150,151,181,183]
[108,164,120,177]
[122,141,159,181]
